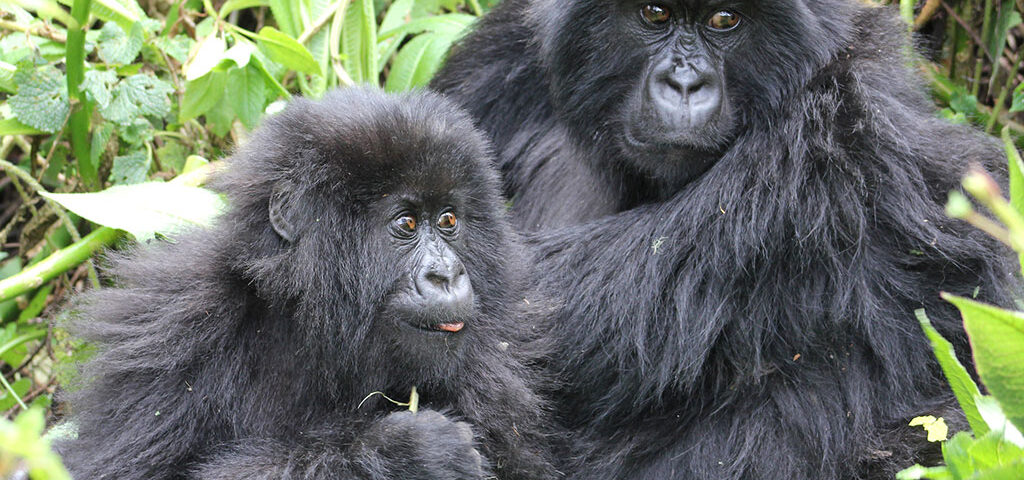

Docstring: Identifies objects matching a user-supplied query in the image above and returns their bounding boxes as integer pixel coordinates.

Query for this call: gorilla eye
[437,212,458,232]
[640,4,671,25]
[707,11,740,31]
[393,215,417,237]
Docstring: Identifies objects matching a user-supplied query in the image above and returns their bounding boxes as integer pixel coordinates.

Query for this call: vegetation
[0,0,1020,475]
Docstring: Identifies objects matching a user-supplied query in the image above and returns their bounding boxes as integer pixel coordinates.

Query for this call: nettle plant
[899,128,1024,479]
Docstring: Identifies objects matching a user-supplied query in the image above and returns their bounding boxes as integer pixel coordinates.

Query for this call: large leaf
[384,33,453,92]
[943,294,1024,433]
[179,70,228,122]
[916,308,989,437]
[228,65,267,129]
[0,118,43,136]
[40,183,227,241]
[256,27,321,75]
[377,13,475,40]
[9,65,69,133]
[342,0,377,84]
[183,34,227,81]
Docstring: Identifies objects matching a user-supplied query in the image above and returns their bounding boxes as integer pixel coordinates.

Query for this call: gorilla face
[535,0,853,187]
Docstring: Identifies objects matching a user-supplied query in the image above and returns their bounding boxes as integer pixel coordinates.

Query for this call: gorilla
[433,1,1018,478]
[58,88,559,480]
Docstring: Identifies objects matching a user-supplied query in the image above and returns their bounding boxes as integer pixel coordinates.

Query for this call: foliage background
[0,0,1020,476]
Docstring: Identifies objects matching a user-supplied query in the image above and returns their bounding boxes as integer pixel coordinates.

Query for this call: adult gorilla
[433,1,1017,478]
[59,88,558,480]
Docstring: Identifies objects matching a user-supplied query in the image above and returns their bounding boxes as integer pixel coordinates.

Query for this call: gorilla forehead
[253,88,494,202]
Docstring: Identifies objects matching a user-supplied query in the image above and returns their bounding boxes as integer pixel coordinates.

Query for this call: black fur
[434,1,1018,478]
[59,88,559,480]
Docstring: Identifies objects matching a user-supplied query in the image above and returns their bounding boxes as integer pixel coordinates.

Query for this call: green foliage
[900,131,1024,479]
[0,408,70,479]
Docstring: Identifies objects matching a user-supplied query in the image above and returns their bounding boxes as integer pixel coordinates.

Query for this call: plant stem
[0,228,122,303]
[66,0,96,188]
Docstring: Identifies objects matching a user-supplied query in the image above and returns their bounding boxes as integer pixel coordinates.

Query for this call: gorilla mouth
[425,321,465,333]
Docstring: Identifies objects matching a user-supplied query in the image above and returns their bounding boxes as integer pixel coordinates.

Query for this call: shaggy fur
[59,88,558,480]
[433,1,1018,479]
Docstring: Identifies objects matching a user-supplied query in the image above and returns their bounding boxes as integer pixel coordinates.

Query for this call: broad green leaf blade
[267,0,300,36]
[385,33,455,92]
[109,150,150,185]
[256,27,321,75]
[0,60,15,93]
[9,65,69,133]
[180,71,228,122]
[916,308,989,436]
[56,0,143,31]
[976,395,1024,447]
[0,118,43,136]
[228,65,267,129]
[183,34,227,81]
[40,183,227,241]
[943,294,1024,433]
[96,21,143,64]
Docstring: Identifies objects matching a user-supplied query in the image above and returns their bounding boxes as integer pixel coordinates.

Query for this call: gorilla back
[434,0,1018,479]
[60,88,557,480]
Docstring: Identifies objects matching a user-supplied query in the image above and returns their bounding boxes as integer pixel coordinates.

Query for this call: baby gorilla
[59,88,558,480]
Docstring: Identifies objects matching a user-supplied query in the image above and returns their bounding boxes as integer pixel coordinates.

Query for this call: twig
[0,19,68,43]
[913,0,943,30]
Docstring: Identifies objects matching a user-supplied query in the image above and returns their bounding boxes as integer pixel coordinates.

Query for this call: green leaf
[180,70,228,122]
[100,74,174,125]
[267,0,300,36]
[183,34,227,81]
[943,294,1024,433]
[1004,127,1024,272]
[976,395,1024,447]
[9,65,69,133]
[39,183,227,241]
[223,41,256,68]
[0,377,30,411]
[56,0,146,32]
[342,0,377,84]
[81,69,117,109]
[385,33,453,92]
[152,35,194,63]
[377,13,475,40]
[228,65,266,129]
[256,26,321,75]
[916,308,989,437]
[109,150,150,185]
[219,0,269,18]
[88,122,115,182]
[1011,82,1024,113]
[96,21,144,64]
[0,118,43,136]
[986,0,1022,81]
[0,60,16,93]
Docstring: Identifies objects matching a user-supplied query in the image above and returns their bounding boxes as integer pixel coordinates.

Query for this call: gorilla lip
[434,322,465,333]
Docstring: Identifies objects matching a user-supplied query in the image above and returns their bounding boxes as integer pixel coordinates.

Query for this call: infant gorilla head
[60,88,557,480]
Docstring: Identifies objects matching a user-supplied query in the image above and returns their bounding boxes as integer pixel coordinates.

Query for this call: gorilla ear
[269,183,300,243]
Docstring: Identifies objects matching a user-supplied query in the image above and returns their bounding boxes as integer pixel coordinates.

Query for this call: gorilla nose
[649,60,722,129]
[415,258,473,308]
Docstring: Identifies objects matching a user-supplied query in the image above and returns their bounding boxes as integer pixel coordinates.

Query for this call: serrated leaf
[184,34,227,81]
[256,27,321,75]
[100,74,173,125]
[153,35,194,63]
[180,70,228,122]
[385,33,453,92]
[943,294,1024,433]
[81,69,117,108]
[9,65,69,133]
[40,183,227,241]
[228,65,266,129]
[916,309,989,437]
[109,151,150,185]
[97,22,143,65]
[88,123,115,182]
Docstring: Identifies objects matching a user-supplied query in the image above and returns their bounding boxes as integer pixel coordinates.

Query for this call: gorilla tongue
[434,322,465,333]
